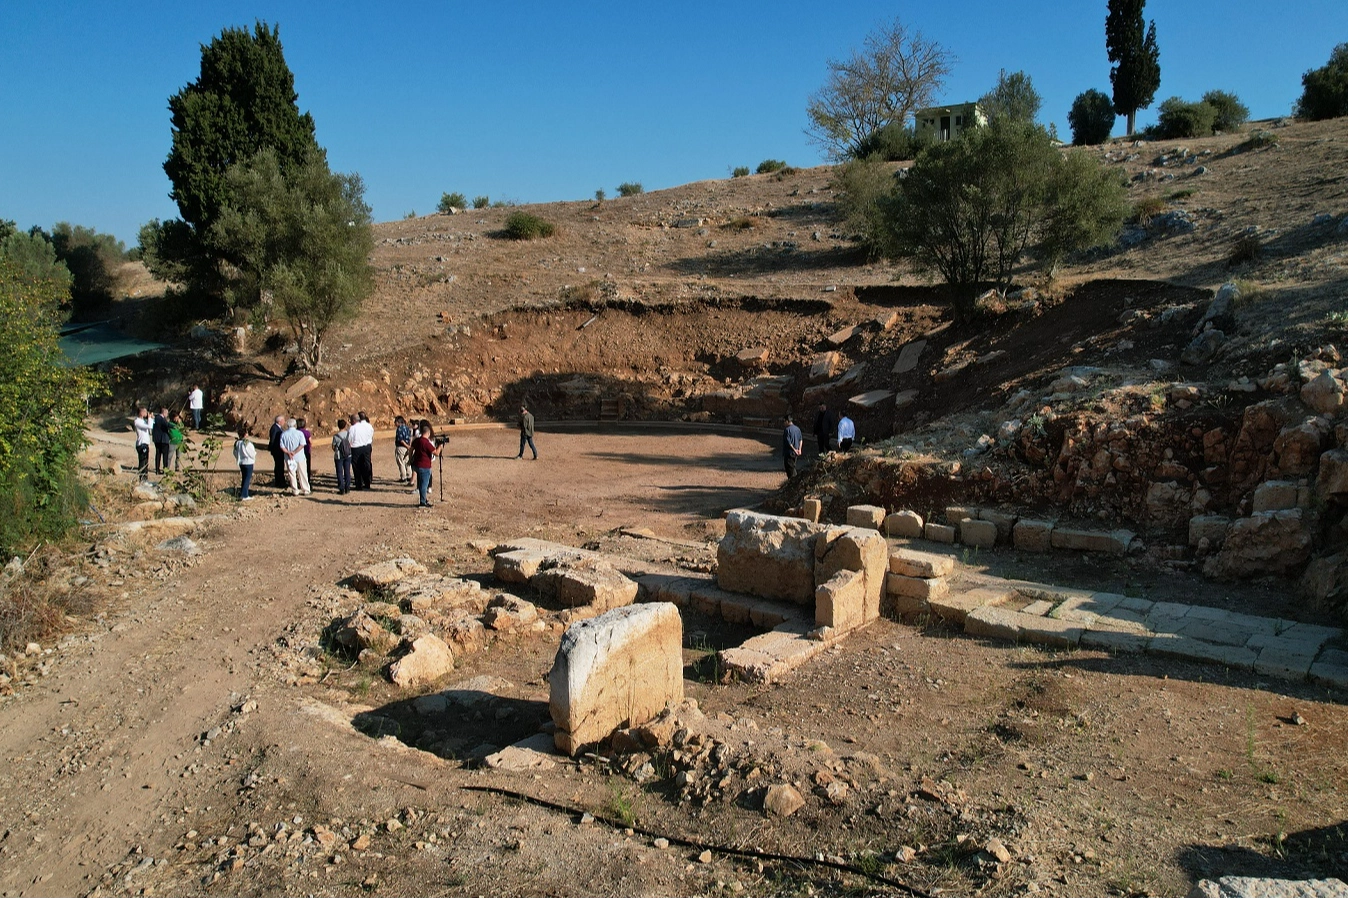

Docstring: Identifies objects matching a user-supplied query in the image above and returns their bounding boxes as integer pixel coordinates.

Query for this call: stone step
[719,620,843,684]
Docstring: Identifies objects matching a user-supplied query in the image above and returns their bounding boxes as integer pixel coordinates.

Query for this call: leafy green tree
[833,156,899,254]
[154,22,320,300]
[50,223,126,318]
[438,192,467,213]
[1067,89,1116,145]
[0,259,106,558]
[210,149,373,371]
[1202,90,1249,132]
[979,69,1042,125]
[806,17,953,160]
[852,121,925,160]
[616,182,644,197]
[1154,97,1217,139]
[1295,43,1348,121]
[0,230,72,289]
[472,196,490,209]
[1105,0,1161,135]
[873,119,1125,318]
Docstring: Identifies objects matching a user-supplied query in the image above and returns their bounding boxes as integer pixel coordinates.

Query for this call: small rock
[699,849,713,864]
[351,833,371,851]
[653,837,670,850]
[763,783,805,817]
[985,838,1012,864]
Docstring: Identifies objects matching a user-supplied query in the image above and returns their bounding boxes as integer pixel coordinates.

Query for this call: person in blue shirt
[393,416,413,485]
[836,414,856,451]
[782,414,803,478]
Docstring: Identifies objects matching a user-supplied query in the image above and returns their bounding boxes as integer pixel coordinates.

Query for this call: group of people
[131,385,206,480]
[228,402,540,507]
[782,402,856,478]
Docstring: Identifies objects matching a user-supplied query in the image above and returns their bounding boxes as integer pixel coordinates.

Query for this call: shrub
[1202,90,1249,132]
[1234,130,1278,153]
[438,192,467,213]
[833,156,897,250]
[593,189,605,202]
[1067,89,1115,145]
[723,216,759,231]
[853,122,924,161]
[616,182,644,197]
[503,211,555,240]
[1229,234,1261,266]
[731,166,750,178]
[1154,97,1217,139]
[1295,43,1348,121]
[756,159,788,174]
[472,195,489,209]
[1133,196,1167,226]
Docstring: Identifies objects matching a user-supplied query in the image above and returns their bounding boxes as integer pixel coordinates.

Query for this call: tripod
[438,447,444,503]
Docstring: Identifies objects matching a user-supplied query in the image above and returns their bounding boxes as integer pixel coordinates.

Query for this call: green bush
[503,211,555,240]
[438,192,467,213]
[50,223,127,316]
[756,159,788,174]
[1154,97,1217,139]
[1295,43,1348,121]
[1202,90,1249,132]
[731,166,750,178]
[1067,89,1116,145]
[616,182,644,197]
[852,121,925,161]
[472,196,490,209]
[594,189,606,202]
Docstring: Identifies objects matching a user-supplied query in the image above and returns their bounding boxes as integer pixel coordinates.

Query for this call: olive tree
[806,17,953,160]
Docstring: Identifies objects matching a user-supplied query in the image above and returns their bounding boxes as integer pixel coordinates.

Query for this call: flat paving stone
[1148,633,1257,669]
[893,339,927,374]
[1018,616,1084,649]
[930,587,1013,625]
[1309,648,1348,689]
[1179,619,1260,647]
[1254,645,1319,680]
[1081,629,1151,653]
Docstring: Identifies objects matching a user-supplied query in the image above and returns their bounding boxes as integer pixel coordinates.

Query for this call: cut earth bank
[2,428,1345,897]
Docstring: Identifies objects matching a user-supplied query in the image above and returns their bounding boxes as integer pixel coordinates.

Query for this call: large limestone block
[347,558,428,592]
[814,526,888,624]
[1013,519,1054,552]
[925,523,956,543]
[1204,510,1314,579]
[883,510,923,538]
[1050,527,1135,555]
[815,569,867,632]
[960,518,998,548]
[1273,417,1331,476]
[1251,480,1301,513]
[889,548,955,579]
[1301,370,1345,414]
[845,505,885,529]
[550,603,683,755]
[532,561,638,611]
[717,510,828,604]
[389,634,454,687]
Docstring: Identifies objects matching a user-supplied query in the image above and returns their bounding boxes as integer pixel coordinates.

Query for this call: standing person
[187,385,204,429]
[516,403,537,460]
[297,416,313,484]
[279,418,311,495]
[331,419,353,495]
[812,403,835,456]
[348,411,374,489]
[133,407,152,480]
[393,416,413,485]
[782,414,803,479]
[409,420,441,508]
[233,422,256,500]
[268,414,287,488]
[152,406,172,475]
[836,414,856,452]
[168,412,186,471]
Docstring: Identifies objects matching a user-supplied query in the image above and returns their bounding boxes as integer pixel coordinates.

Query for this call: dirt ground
[1,427,1345,898]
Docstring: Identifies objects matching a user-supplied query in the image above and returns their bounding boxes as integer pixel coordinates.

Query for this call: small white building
[914,102,987,144]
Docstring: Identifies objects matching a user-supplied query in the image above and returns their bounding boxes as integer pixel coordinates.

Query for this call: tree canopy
[1067,89,1116,145]
[1295,43,1348,121]
[806,18,953,161]
[1105,0,1161,135]
[979,70,1042,125]
[151,21,320,300]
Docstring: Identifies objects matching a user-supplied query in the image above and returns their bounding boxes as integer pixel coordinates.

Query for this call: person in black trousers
[812,402,835,456]
[268,414,287,488]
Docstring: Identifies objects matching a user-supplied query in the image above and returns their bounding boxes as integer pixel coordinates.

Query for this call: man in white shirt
[132,407,153,480]
[278,419,311,495]
[836,414,856,452]
[347,411,375,490]
[187,385,204,429]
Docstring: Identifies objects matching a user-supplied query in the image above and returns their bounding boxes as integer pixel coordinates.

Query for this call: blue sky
[3,1,1345,247]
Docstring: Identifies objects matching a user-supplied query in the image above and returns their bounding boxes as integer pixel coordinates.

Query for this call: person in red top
[410,420,441,508]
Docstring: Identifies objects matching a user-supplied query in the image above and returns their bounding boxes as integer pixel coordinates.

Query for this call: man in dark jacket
[782,414,803,479]
[516,403,538,460]
[152,407,172,474]
[268,414,286,488]
[812,403,835,456]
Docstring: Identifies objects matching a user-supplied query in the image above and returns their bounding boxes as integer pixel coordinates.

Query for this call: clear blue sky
[3,1,1344,247]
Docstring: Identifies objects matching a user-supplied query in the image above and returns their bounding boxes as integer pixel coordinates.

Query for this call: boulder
[347,558,428,593]
[550,603,683,755]
[763,783,805,817]
[1251,480,1301,513]
[532,560,638,611]
[959,518,997,548]
[1273,417,1332,476]
[1300,552,1348,619]
[1188,515,1231,548]
[1318,449,1348,499]
[717,510,828,604]
[1180,329,1225,366]
[333,610,398,654]
[388,634,454,687]
[483,593,539,630]
[1301,371,1345,414]
[439,615,488,656]
[883,510,924,538]
[1204,510,1314,579]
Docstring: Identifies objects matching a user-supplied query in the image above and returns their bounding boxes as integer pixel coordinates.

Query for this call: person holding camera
[410,420,442,508]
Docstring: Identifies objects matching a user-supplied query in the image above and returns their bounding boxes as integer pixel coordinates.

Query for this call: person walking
[393,416,413,485]
[233,423,256,500]
[782,414,803,479]
[331,419,353,495]
[187,385,204,429]
[152,406,172,475]
[133,407,152,480]
[279,418,311,495]
[410,420,441,508]
[268,414,287,488]
[348,412,374,489]
[836,414,856,452]
[812,402,835,456]
[516,403,538,460]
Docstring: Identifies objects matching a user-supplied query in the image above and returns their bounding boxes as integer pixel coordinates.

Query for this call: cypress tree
[1105,0,1161,135]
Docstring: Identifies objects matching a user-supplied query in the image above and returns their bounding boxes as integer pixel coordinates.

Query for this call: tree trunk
[1126,110,1136,136]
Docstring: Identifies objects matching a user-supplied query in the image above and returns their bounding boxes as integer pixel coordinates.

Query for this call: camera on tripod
[433,434,450,447]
